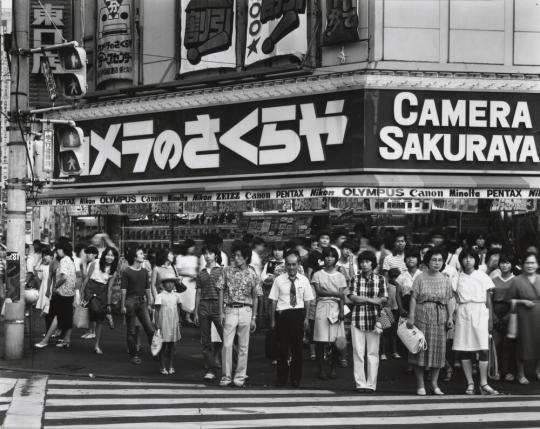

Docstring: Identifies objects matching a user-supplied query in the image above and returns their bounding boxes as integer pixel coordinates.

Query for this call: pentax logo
[86,99,348,176]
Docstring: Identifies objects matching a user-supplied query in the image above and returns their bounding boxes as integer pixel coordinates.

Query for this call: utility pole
[4,0,28,359]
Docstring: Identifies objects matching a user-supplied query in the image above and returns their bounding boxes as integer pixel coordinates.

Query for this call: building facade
[29,0,540,252]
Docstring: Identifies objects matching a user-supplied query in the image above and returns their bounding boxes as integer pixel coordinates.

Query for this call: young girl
[155,276,183,375]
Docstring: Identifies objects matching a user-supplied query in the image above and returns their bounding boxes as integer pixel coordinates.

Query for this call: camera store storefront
[33,76,540,249]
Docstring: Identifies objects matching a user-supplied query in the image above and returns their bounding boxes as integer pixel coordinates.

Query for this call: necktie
[289,277,297,308]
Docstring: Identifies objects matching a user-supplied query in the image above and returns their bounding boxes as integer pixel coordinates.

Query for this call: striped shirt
[349,272,388,331]
[196,266,224,301]
[382,254,406,273]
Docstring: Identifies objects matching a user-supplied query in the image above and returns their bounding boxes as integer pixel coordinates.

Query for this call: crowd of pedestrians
[20,227,540,395]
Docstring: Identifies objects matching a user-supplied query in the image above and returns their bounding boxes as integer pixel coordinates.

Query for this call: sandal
[518,376,530,385]
[160,368,169,375]
[480,384,499,395]
[168,368,175,375]
[416,387,426,396]
[431,386,445,396]
[465,383,476,395]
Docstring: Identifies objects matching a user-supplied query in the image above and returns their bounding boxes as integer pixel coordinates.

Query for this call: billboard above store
[53,91,361,185]
[365,89,540,174]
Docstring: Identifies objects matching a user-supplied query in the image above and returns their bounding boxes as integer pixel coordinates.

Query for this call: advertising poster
[96,0,135,86]
[323,0,360,45]
[6,252,20,302]
[245,0,308,66]
[179,0,237,75]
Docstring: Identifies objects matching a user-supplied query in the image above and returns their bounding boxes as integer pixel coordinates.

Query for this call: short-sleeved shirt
[492,274,514,302]
[269,273,314,311]
[196,266,224,301]
[223,265,259,306]
[456,270,494,304]
[121,266,150,298]
[89,261,111,285]
[382,253,406,273]
[311,270,347,298]
[396,269,422,296]
[55,256,76,297]
[349,272,388,331]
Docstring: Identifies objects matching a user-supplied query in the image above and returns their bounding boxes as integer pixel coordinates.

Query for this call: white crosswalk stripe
[42,377,540,429]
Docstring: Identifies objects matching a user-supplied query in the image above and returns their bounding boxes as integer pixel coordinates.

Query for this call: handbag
[397,317,427,354]
[507,300,518,339]
[151,329,163,356]
[334,321,347,350]
[73,304,89,329]
[378,307,395,330]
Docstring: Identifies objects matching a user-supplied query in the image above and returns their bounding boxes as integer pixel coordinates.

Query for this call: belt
[227,303,252,308]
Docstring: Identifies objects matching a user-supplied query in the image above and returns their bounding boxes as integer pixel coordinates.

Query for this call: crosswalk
[38,377,540,428]
[1,375,539,428]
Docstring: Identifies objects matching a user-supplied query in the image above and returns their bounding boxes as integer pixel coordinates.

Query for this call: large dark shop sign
[57,92,361,184]
[365,89,540,173]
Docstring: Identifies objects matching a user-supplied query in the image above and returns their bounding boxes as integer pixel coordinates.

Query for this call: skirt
[453,303,489,351]
[408,319,447,368]
[84,279,108,322]
[313,299,341,343]
[49,294,74,331]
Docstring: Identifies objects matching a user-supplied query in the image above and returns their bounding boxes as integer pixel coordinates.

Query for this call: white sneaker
[219,378,231,387]
[203,372,216,380]
[86,333,96,339]
[380,354,388,361]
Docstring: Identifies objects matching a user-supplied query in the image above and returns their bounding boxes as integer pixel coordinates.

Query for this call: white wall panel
[514,33,540,65]
[384,0,439,28]
[515,0,540,32]
[384,28,440,61]
[450,30,504,63]
[450,0,504,31]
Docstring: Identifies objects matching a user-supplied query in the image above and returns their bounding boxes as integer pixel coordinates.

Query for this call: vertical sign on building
[323,0,360,45]
[244,0,308,67]
[30,0,72,106]
[178,0,237,75]
[5,252,20,301]
[96,0,135,87]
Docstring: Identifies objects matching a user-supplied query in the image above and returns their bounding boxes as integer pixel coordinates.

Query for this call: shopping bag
[73,304,89,329]
[488,334,499,380]
[506,312,518,339]
[335,321,347,351]
[179,278,196,313]
[397,317,427,354]
[211,322,222,343]
[151,329,163,356]
[378,307,395,330]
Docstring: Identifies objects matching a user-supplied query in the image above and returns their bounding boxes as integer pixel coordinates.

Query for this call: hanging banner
[323,0,360,45]
[96,0,135,86]
[179,0,237,75]
[244,0,308,67]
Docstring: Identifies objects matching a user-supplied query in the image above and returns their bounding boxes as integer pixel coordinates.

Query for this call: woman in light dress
[453,249,498,395]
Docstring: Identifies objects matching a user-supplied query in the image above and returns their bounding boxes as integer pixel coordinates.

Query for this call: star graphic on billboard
[247,37,260,57]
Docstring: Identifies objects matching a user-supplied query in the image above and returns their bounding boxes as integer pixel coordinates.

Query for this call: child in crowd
[380,268,401,360]
[155,277,183,375]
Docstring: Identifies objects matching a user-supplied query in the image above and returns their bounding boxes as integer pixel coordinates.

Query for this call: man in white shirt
[269,250,314,388]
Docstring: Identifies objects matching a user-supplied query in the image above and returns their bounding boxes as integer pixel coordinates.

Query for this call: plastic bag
[73,304,89,329]
[151,329,163,356]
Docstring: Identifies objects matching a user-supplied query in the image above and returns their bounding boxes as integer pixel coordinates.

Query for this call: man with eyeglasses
[269,249,314,388]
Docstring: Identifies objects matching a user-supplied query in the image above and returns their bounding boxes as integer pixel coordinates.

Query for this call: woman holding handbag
[453,249,498,395]
[407,247,454,396]
[506,252,540,384]
[312,246,347,380]
[80,246,119,354]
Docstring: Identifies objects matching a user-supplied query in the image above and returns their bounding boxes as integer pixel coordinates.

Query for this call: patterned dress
[408,272,453,368]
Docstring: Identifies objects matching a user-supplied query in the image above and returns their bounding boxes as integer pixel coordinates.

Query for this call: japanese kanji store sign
[29,0,72,105]
[53,91,361,185]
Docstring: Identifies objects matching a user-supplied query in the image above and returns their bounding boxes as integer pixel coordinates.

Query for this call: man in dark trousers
[269,249,314,388]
